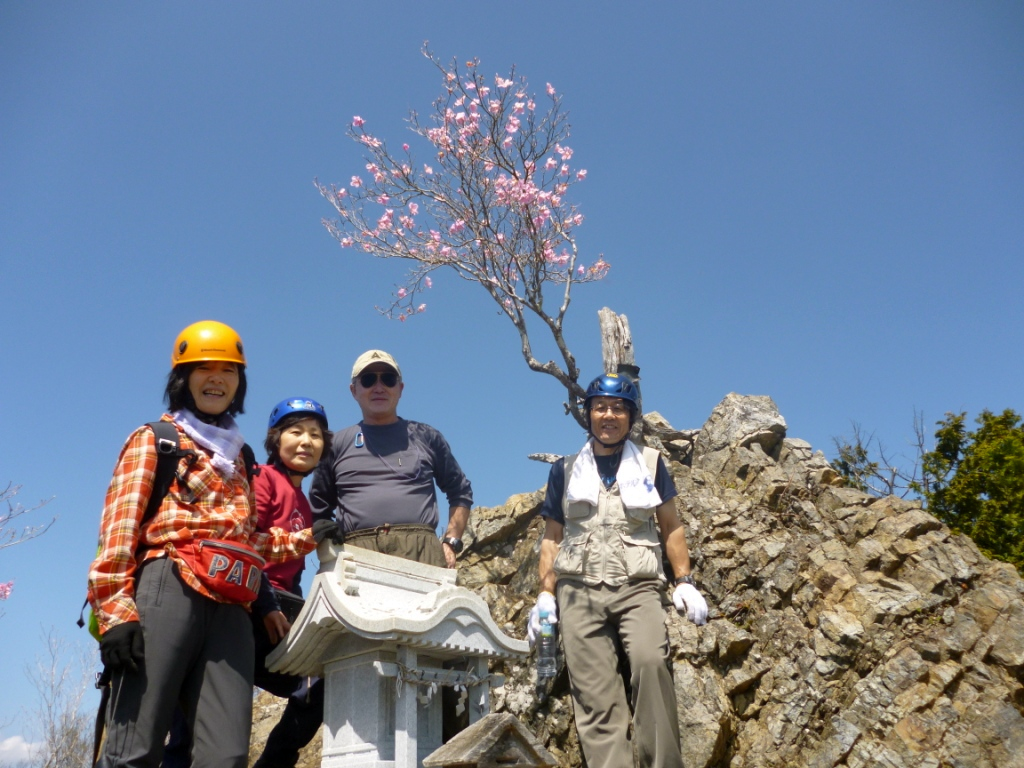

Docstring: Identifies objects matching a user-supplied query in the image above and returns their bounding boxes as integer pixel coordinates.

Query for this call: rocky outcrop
[457,393,1024,768]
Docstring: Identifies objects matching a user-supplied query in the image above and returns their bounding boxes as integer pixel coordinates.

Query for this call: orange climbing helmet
[171,320,246,368]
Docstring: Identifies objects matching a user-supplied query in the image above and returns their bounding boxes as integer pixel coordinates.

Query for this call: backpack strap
[144,421,188,525]
[240,443,259,483]
[78,421,188,635]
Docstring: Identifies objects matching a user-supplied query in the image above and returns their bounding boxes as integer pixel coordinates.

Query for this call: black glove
[311,518,345,545]
[100,621,145,673]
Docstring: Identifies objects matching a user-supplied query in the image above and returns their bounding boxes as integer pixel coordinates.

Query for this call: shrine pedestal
[267,544,528,768]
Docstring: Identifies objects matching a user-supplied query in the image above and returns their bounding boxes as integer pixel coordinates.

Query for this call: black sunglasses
[358,371,399,388]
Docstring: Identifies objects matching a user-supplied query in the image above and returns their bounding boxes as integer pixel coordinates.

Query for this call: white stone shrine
[266,543,529,768]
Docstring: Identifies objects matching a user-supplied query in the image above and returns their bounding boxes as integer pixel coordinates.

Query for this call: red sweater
[255,463,313,593]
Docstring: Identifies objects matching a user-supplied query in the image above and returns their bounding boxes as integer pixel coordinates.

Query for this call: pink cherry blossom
[321,51,609,337]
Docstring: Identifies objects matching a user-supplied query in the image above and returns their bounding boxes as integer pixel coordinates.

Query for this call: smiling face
[350,363,403,425]
[187,361,240,416]
[277,417,325,474]
[588,396,632,451]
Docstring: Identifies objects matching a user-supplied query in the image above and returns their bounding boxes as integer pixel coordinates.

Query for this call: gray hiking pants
[98,557,254,768]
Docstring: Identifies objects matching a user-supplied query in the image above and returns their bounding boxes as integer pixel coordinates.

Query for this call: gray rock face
[457,394,1024,768]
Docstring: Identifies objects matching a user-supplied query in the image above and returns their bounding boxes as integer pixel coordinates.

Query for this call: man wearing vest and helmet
[531,373,708,768]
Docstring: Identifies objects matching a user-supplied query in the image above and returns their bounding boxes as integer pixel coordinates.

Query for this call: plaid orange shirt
[87,415,315,633]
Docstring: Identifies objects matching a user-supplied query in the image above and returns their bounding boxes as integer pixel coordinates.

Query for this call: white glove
[672,582,708,626]
[527,591,558,646]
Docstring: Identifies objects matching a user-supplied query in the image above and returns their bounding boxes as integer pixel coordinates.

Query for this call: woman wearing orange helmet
[87,321,317,768]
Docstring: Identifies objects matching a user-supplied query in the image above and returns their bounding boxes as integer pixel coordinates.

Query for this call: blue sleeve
[655,456,677,503]
[309,439,339,523]
[538,459,566,525]
[252,572,281,617]
[425,425,473,508]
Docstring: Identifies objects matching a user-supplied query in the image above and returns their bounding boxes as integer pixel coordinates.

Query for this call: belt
[345,523,436,540]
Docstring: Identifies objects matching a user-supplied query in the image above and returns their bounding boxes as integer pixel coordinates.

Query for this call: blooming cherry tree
[316,48,609,424]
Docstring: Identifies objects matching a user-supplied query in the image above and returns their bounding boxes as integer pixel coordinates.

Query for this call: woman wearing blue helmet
[249,397,332,768]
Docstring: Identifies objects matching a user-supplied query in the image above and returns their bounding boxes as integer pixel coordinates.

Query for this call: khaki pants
[344,524,446,567]
[557,579,682,768]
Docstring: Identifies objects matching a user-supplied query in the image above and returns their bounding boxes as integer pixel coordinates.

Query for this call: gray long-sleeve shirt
[309,418,473,533]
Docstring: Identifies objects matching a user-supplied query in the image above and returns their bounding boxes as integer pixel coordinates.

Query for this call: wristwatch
[441,536,464,554]
[675,574,695,586]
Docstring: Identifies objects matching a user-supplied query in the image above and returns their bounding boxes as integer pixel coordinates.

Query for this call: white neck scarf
[566,439,662,509]
[171,409,245,478]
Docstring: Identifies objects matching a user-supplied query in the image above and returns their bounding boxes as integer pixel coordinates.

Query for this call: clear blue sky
[1,1,1021,758]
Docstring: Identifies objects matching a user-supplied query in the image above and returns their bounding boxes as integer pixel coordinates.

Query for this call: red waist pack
[175,539,266,604]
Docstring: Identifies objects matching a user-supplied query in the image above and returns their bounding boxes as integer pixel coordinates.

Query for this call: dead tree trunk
[598,307,643,442]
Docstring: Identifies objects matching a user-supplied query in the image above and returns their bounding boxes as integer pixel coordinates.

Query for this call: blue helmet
[267,397,328,430]
[584,373,640,409]
[583,373,640,431]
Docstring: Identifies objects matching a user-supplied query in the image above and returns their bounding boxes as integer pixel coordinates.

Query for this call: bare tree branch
[25,629,94,768]
[1,482,55,552]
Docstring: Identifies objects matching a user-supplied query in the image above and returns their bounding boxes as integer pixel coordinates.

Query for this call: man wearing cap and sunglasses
[310,349,472,568]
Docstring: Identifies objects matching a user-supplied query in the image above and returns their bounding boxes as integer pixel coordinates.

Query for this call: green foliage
[915,410,1024,574]
[832,409,1024,574]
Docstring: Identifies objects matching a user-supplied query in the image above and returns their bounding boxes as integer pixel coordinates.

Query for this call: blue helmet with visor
[267,397,328,430]
[583,373,640,433]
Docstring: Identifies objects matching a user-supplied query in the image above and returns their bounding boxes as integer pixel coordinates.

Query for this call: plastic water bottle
[536,609,558,678]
